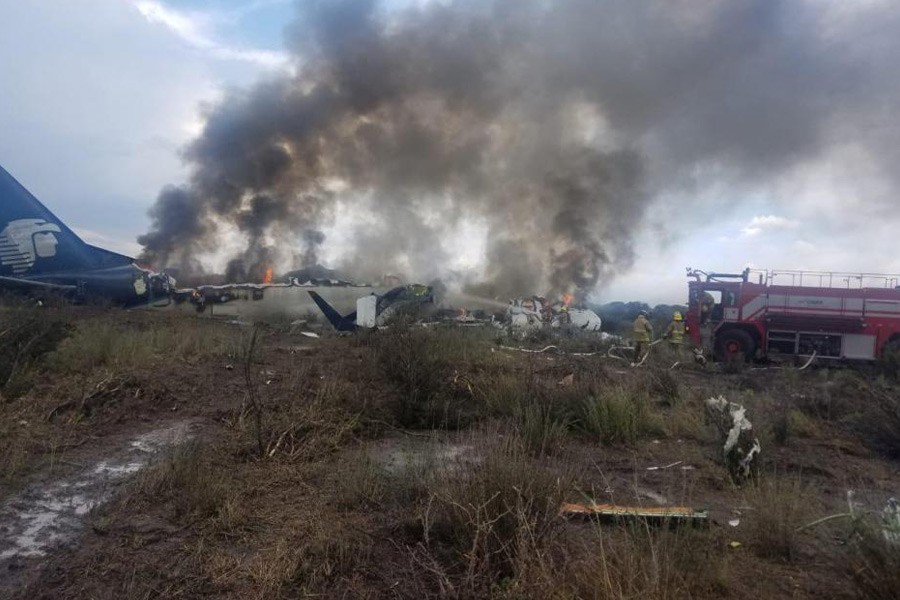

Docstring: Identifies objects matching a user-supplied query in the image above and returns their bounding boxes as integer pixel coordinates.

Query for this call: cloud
[133,1,289,68]
[741,215,798,237]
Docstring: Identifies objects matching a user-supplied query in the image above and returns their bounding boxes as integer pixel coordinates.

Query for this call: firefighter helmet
[673,311,683,321]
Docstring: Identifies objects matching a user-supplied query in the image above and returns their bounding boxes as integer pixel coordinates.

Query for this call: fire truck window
[700,290,721,324]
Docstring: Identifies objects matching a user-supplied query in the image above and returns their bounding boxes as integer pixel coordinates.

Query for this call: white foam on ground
[0,421,193,564]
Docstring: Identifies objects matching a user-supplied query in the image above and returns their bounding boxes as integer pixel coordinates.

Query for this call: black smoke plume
[139,0,899,296]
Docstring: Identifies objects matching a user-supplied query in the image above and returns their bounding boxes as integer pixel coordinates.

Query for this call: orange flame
[263,267,273,284]
[562,293,574,307]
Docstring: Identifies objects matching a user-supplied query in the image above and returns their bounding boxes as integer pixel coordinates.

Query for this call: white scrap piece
[705,395,761,482]
[300,331,320,338]
[882,497,900,544]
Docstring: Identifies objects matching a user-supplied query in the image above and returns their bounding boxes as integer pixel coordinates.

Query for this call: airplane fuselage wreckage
[0,164,605,338]
[0,165,173,307]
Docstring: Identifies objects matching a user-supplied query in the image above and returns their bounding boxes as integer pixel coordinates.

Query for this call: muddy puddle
[368,437,479,475]
[0,421,195,584]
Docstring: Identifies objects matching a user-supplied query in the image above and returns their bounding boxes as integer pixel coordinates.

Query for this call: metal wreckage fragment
[560,502,709,526]
[705,395,761,482]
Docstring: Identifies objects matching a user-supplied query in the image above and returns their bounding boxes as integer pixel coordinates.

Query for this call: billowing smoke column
[139,0,899,296]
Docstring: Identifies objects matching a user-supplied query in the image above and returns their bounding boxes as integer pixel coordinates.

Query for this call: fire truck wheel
[715,329,756,362]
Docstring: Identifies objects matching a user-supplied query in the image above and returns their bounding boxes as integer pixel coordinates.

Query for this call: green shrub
[579,385,656,445]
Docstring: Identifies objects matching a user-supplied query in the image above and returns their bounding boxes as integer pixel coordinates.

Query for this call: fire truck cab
[685,268,900,362]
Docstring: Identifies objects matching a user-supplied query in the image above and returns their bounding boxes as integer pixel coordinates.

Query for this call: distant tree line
[588,301,688,337]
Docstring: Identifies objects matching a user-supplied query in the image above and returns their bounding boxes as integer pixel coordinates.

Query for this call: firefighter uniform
[632,312,653,362]
[700,292,715,325]
[665,311,686,356]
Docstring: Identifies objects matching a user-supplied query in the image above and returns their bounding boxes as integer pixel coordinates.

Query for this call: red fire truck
[684,268,900,362]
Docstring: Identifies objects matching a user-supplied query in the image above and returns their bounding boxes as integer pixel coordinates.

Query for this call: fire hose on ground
[497,340,817,372]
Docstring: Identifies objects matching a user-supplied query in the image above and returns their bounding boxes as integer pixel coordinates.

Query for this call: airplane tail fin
[0,165,132,277]
[308,291,357,331]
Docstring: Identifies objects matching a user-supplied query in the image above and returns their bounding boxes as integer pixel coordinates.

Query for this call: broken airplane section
[0,165,173,307]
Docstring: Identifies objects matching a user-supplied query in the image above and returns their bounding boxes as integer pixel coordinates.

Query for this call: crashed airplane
[308,284,436,331]
[507,295,603,332]
[0,165,173,307]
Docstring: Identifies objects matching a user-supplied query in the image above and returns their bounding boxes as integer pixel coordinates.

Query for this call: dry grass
[125,442,232,521]
[7,310,898,599]
[0,304,71,399]
[415,430,573,594]
[48,315,240,375]
[511,525,729,600]
[377,426,729,598]
[579,384,660,445]
[742,476,814,562]
[845,516,900,600]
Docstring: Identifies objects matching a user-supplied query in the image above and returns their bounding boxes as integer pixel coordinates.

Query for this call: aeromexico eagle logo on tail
[0,218,62,274]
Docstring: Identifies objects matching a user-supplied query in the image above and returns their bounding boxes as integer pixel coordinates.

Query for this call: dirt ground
[1,306,899,599]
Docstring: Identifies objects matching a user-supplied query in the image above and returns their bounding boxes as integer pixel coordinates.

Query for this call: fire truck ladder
[750,269,900,290]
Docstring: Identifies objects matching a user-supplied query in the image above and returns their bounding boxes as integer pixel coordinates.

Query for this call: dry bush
[0,305,71,399]
[878,342,900,380]
[789,368,863,422]
[226,328,361,461]
[418,431,573,593]
[662,395,708,441]
[49,316,239,375]
[405,430,726,600]
[770,403,820,446]
[242,525,372,598]
[332,448,387,509]
[517,400,570,456]
[579,384,660,445]
[478,371,529,418]
[475,369,660,449]
[851,384,900,458]
[742,476,813,562]
[371,325,493,428]
[845,517,900,600]
[508,525,728,600]
[0,421,30,484]
[258,376,361,462]
[126,442,232,521]
[647,368,681,404]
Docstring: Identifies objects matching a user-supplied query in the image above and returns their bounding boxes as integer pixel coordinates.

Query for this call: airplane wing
[0,275,77,291]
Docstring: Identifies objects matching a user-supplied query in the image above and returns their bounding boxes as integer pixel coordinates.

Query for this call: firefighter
[699,291,715,325]
[664,311,686,357]
[632,310,653,364]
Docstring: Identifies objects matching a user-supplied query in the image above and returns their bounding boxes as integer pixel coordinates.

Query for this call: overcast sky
[1,0,898,304]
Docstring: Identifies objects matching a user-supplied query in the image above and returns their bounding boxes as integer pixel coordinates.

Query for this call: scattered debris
[646,460,683,471]
[728,541,742,549]
[706,395,761,482]
[635,488,669,505]
[560,502,709,526]
[300,331,320,338]
[225,319,252,327]
[497,344,606,357]
[794,490,860,539]
[882,497,900,544]
[798,351,818,371]
[728,518,741,527]
[693,347,708,366]
[558,373,575,387]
